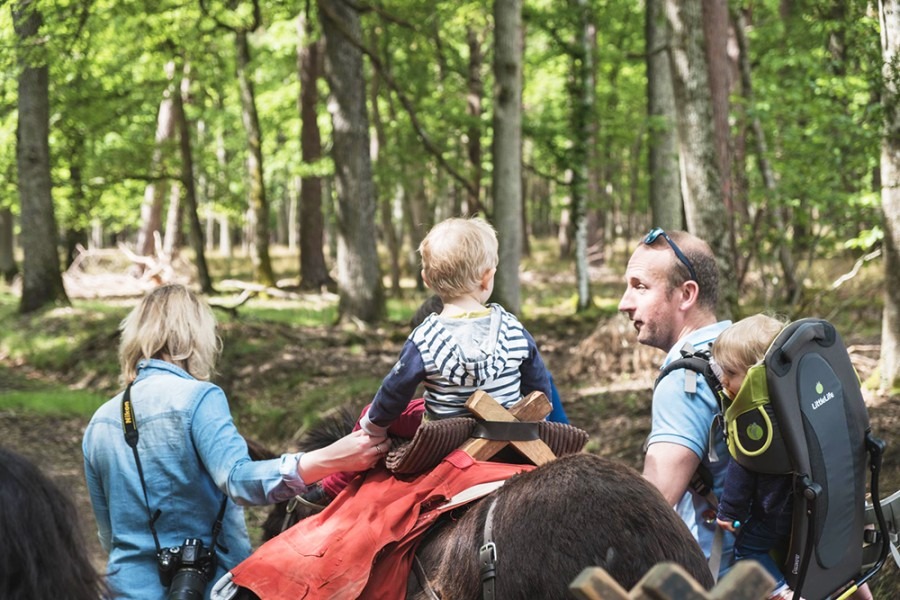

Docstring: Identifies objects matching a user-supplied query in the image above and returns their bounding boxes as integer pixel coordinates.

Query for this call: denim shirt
[83,359,307,599]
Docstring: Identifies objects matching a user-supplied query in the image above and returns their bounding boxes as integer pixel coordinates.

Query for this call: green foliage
[0,386,106,417]
[0,0,892,318]
[739,0,883,266]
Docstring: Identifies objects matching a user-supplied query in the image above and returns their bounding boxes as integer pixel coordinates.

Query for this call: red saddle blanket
[231,450,533,600]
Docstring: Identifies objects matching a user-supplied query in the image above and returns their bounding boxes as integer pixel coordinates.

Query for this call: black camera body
[157,538,217,600]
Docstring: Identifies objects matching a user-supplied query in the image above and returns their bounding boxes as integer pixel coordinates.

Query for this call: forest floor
[1,260,898,597]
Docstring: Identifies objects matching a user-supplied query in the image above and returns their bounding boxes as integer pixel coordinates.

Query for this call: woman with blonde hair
[83,284,383,599]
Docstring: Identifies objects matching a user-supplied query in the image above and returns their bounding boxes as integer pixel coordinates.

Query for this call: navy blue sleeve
[518,328,554,408]
[717,459,757,524]
[366,339,427,427]
[546,374,569,424]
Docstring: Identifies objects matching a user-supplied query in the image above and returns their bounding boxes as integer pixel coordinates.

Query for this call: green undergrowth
[0,386,107,417]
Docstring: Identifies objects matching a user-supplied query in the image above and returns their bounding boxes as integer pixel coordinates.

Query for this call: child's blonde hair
[418,217,499,298]
[712,313,786,374]
[119,284,221,383]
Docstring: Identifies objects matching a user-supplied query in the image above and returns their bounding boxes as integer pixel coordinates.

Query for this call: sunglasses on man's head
[643,227,698,283]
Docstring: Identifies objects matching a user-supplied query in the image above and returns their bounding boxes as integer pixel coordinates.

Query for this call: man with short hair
[618,228,734,576]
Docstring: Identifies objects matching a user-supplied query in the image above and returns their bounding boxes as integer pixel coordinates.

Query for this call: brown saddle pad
[385,417,589,475]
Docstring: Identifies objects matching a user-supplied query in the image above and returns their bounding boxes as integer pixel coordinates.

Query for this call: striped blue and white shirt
[363,304,553,431]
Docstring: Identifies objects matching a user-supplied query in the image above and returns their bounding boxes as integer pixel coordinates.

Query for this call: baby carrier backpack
[657,318,892,599]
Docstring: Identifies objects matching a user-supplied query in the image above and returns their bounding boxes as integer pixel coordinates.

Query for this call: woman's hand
[297,430,387,484]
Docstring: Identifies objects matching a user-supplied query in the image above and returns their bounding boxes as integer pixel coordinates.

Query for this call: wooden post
[570,561,776,600]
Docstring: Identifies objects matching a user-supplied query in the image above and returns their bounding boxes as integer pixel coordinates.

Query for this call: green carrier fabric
[763,318,888,599]
[723,362,791,475]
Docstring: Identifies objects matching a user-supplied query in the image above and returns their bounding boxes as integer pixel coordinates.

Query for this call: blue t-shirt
[647,321,735,575]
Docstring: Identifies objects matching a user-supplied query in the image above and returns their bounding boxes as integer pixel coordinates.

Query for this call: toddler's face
[719,365,747,399]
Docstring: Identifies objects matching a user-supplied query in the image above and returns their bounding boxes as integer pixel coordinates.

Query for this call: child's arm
[716,459,757,531]
[518,328,554,402]
[360,339,427,437]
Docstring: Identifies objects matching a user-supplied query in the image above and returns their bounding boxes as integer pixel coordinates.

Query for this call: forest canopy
[1,0,898,390]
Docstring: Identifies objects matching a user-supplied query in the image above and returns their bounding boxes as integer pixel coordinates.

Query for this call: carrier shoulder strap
[651,343,726,582]
[654,343,722,400]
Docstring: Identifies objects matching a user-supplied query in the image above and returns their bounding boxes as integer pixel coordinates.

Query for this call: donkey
[240,413,714,599]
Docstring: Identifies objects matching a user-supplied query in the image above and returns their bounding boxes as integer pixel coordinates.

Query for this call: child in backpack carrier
[710,314,795,600]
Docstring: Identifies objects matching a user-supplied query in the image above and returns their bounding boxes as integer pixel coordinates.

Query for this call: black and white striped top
[364,304,553,429]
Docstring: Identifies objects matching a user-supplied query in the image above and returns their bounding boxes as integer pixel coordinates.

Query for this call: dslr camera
[157,538,217,600]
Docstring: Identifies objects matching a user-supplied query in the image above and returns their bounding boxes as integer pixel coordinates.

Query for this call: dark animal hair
[424,453,714,599]
[410,295,444,329]
[0,447,111,600]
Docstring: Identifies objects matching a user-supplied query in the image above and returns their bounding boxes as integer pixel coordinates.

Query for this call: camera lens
[166,568,208,600]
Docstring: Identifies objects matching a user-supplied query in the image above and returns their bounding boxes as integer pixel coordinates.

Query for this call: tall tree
[465,27,485,216]
[235,23,276,287]
[0,207,17,283]
[647,0,683,229]
[136,62,177,260]
[571,0,594,312]
[172,68,214,294]
[297,13,334,291]
[879,0,900,394]
[318,0,385,323]
[731,8,798,300]
[14,0,69,313]
[665,0,734,317]
[701,0,732,215]
[201,0,277,287]
[370,26,402,295]
[491,0,524,315]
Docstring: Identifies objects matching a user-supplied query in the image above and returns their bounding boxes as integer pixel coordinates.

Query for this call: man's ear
[421,270,432,290]
[679,279,700,309]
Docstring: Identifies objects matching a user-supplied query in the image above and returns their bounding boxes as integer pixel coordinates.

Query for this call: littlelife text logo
[811,381,835,410]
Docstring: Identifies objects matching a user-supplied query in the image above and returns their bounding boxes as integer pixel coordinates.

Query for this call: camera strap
[121,382,231,557]
[122,382,164,556]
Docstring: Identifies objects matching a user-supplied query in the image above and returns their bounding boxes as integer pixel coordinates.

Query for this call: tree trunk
[404,174,428,291]
[298,15,334,291]
[219,214,232,257]
[162,182,183,256]
[15,0,69,313]
[172,70,214,294]
[319,0,385,323]
[466,27,484,216]
[586,22,604,260]
[702,0,732,213]
[0,207,17,282]
[665,0,734,317]
[64,160,89,268]
[879,0,900,393]
[571,0,594,312]
[702,0,738,300]
[236,29,276,287]
[491,0,523,315]
[215,127,233,258]
[136,62,177,260]
[732,8,798,300]
[647,0,683,229]
[369,26,401,296]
